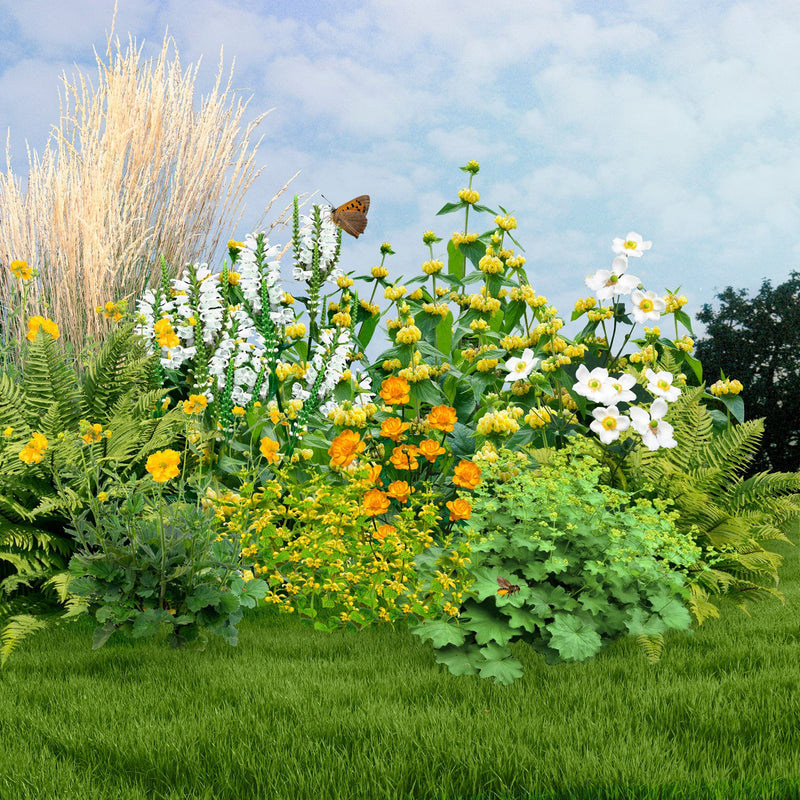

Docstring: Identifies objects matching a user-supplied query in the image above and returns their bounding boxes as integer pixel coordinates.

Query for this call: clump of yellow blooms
[629,344,657,364]
[284,322,306,339]
[359,299,380,316]
[664,293,688,313]
[396,323,422,345]
[328,401,379,428]
[674,334,694,353]
[372,266,389,279]
[382,358,403,372]
[336,275,354,289]
[468,292,502,313]
[422,259,444,275]
[495,215,517,231]
[478,253,504,274]
[476,407,524,436]
[709,378,744,396]
[458,188,480,204]
[474,441,500,463]
[451,232,479,246]
[422,302,450,317]
[384,285,407,301]
[574,296,598,314]
[475,358,499,373]
[525,407,552,429]
[469,319,490,332]
[331,310,352,328]
[587,307,615,322]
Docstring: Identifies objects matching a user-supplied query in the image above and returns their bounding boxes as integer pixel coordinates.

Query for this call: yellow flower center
[640,299,653,312]
[602,416,617,431]
[514,362,527,373]
[625,240,637,250]
[657,379,670,391]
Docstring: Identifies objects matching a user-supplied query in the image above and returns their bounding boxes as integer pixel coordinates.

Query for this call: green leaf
[650,594,692,630]
[476,644,524,685]
[131,608,173,639]
[505,604,542,634]
[92,621,117,649]
[437,201,467,216]
[546,612,602,661]
[716,393,745,424]
[435,310,453,357]
[447,239,465,281]
[432,642,481,676]
[461,600,516,646]
[187,584,222,612]
[411,618,466,649]
[624,607,665,637]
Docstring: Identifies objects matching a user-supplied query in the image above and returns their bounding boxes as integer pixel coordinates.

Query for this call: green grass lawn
[1,537,799,800]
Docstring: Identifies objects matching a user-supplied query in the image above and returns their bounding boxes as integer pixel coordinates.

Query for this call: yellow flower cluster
[336,275,355,289]
[421,259,444,275]
[674,335,694,353]
[474,441,500,463]
[371,266,389,279]
[282,292,295,305]
[396,324,422,345]
[574,296,598,314]
[95,300,125,322]
[541,353,572,372]
[422,302,449,317]
[80,421,112,444]
[451,232,479,246]
[664,293,688,313]
[468,293,502,313]
[275,361,309,381]
[508,285,547,307]
[284,322,307,339]
[475,358,499,372]
[331,311,352,328]
[505,255,526,269]
[476,407,524,436]
[542,336,568,354]
[360,299,380,315]
[629,344,657,364]
[328,403,379,427]
[478,254,504,274]
[710,378,744,396]
[381,358,403,372]
[469,319,490,332]
[587,307,615,322]
[495,215,517,231]
[153,317,178,349]
[563,343,589,359]
[525,407,553,428]
[384,285,407,301]
[408,289,424,301]
[458,188,480,204]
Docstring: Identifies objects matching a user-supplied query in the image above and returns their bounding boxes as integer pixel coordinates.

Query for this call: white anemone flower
[585,256,641,300]
[589,405,630,444]
[630,289,666,324]
[502,348,540,383]
[572,364,616,404]
[644,368,682,403]
[629,398,677,451]
[605,373,638,404]
[612,232,652,258]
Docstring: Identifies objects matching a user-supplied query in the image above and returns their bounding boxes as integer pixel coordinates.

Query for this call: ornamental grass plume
[0,20,295,371]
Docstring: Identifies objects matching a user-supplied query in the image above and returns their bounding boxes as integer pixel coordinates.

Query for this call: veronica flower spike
[629,398,677,451]
[502,348,540,383]
[644,368,682,403]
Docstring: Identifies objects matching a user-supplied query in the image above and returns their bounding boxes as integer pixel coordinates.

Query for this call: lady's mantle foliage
[412,442,701,685]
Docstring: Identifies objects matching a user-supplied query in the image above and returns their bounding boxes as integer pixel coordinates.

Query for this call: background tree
[694,271,800,474]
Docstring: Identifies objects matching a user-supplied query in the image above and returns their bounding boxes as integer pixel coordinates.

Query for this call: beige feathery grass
[0,30,295,368]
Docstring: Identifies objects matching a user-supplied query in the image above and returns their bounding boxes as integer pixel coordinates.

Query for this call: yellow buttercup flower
[145,449,181,483]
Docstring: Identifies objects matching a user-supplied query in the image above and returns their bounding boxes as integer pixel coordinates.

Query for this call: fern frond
[0,613,49,666]
[634,633,664,664]
[686,582,721,626]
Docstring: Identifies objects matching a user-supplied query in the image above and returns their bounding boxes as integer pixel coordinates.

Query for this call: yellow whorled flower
[145,449,181,483]
[81,423,105,444]
[259,436,281,464]
[19,432,48,465]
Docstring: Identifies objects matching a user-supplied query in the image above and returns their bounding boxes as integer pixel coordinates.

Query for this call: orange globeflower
[446,498,472,521]
[328,429,366,467]
[427,405,458,432]
[417,438,446,462]
[259,436,281,464]
[389,444,419,471]
[363,489,391,517]
[452,459,482,489]
[387,480,413,503]
[373,523,395,542]
[379,417,410,442]
[379,376,411,405]
[365,463,383,486]
[26,316,59,341]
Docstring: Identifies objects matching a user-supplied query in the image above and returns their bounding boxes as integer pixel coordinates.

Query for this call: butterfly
[326,195,370,238]
[496,576,520,596]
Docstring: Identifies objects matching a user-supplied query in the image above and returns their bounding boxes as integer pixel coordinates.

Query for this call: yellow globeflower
[10,260,33,281]
[145,449,181,483]
[26,316,59,341]
[183,394,208,415]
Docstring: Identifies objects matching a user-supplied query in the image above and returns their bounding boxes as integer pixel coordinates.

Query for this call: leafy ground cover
[1,535,798,800]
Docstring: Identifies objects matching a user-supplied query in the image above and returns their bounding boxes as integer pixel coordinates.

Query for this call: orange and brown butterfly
[324,195,370,238]
[496,576,520,596]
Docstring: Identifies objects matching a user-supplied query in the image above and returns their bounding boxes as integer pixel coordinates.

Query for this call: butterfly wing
[331,195,370,238]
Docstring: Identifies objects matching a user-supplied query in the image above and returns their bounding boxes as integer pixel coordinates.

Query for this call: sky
[2,0,800,345]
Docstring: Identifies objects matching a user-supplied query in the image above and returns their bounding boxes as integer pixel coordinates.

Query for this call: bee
[496,576,520,596]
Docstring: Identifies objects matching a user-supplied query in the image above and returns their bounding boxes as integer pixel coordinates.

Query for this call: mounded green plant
[65,471,267,650]
[0,321,189,663]
[617,384,800,624]
[412,441,703,685]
